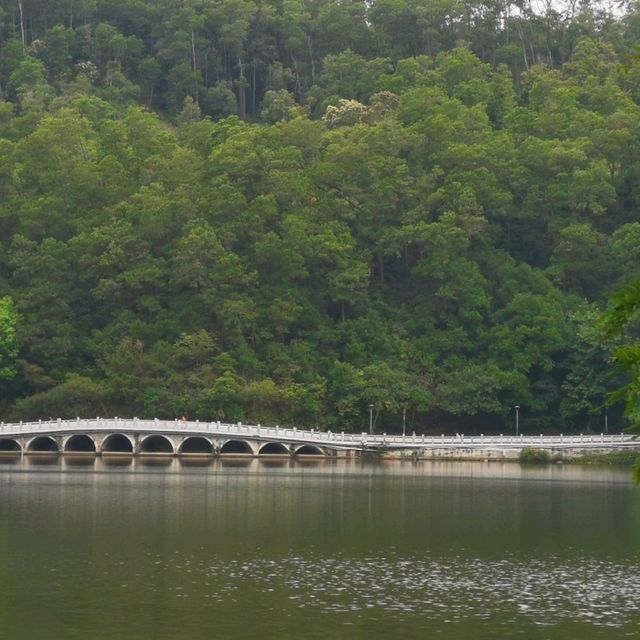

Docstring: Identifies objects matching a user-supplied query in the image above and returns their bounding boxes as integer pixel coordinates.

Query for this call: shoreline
[1,449,638,467]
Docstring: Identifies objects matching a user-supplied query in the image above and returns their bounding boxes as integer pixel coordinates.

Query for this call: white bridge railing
[0,418,637,450]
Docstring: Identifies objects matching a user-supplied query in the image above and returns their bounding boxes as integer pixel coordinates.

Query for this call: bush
[578,451,640,466]
[519,448,551,464]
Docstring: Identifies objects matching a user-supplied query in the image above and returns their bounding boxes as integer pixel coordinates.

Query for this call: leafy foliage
[519,449,551,464]
[0,1,637,433]
[602,282,640,430]
[0,297,19,381]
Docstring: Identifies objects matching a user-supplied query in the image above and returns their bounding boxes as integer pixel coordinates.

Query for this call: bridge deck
[0,418,637,451]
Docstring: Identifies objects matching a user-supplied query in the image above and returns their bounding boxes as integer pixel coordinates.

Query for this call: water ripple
[138,550,640,630]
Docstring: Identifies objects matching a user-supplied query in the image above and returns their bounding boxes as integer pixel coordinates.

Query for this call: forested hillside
[0,0,639,433]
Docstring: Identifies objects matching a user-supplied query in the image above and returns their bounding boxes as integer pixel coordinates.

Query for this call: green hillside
[0,0,639,433]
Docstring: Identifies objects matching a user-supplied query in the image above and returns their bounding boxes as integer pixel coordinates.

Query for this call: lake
[0,457,639,639]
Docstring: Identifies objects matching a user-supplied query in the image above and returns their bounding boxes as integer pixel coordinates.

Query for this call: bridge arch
[179,437,214,455]
[220,439,254,455]
[259,442,289,455]
[64,434,97,453]
[0,438,21,453]
[101,433,134,454]
[295,444,325,456]
[27,436,60,453]
[138,435,174,455]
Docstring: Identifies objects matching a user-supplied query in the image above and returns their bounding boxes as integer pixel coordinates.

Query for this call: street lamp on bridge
[369,404,374,435]
[514,405,520,437]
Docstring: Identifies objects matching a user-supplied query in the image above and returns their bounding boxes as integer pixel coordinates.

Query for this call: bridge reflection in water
[0,417,638,460]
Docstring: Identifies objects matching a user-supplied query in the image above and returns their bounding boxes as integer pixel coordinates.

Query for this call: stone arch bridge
[0,418,336,457]
[0,418,638,459]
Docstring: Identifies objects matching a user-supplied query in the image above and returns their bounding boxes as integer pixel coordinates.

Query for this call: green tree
[602,282,640,429]
[0,297,19,382]
[12,374,107,421]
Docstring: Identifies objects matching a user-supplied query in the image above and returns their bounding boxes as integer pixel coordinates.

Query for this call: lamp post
[369,404,374,436]
[402,406,406,437]
[514,405,520,437]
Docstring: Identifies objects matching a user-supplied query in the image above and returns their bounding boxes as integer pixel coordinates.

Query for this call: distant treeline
[0,0,639,433]
[2,0,639,118]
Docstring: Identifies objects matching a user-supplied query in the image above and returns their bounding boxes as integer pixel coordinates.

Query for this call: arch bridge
[0,418,343,457]
[0,418,637,459]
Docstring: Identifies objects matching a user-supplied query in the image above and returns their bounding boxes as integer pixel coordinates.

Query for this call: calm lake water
[0,457,639,639]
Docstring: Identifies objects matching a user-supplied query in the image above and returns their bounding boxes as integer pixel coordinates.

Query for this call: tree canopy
[0,0,639,433]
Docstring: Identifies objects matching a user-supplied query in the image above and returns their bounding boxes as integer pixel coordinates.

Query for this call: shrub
[519,448,551,464]
[578,451,640,466]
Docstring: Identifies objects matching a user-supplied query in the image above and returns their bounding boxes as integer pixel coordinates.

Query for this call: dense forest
[0,0,639,433]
